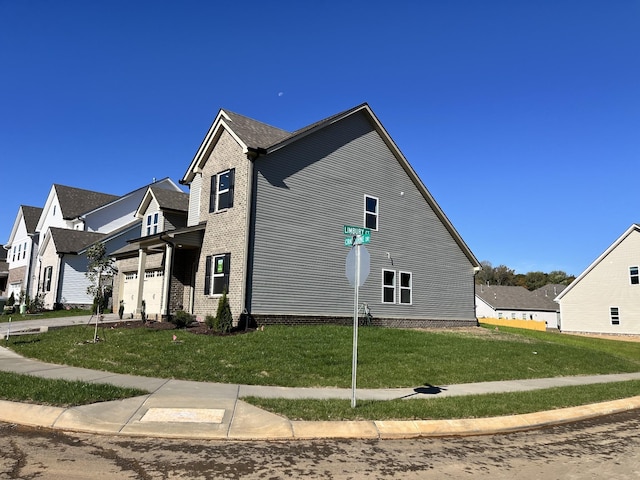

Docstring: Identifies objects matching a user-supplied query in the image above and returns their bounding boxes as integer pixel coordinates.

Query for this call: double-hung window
[630,266,639,285]
[205,253,231,296]
[382,269,396,303]
[364,195,379,230]
[399,271,412,304]
[210,169,235,212]
[383,270,413,304]
[146,213,159,236]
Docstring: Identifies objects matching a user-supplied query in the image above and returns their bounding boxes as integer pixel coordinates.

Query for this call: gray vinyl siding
[187,173,202,226]
[248,112,476,321]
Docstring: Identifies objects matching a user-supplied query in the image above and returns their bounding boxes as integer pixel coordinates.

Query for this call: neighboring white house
[555,224,640,335]
[475,284,562,328]
[3,205,43,303]
[3,179,185,310]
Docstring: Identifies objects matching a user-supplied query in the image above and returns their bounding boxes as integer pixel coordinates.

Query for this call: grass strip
[243,380,640,421]
[0,371,149,407]
[4,325,640,388]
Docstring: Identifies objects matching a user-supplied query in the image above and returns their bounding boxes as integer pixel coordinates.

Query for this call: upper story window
[12,246,16,262]
[23,242,27,260]
[630,266,639,285]
[210,169,235,213]
[364,195,378,230]
[146,213,159,236]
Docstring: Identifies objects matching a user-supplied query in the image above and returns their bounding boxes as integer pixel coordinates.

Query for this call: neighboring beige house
[555,224,640,335]
[112,186,190,319]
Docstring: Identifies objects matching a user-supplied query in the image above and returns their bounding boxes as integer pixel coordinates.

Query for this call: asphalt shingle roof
[49,227,106,254]
[476,285,559,311]
[149,186,189,212]
[54,184,119,220]
[223,110,291,150]
[21,205,43,233]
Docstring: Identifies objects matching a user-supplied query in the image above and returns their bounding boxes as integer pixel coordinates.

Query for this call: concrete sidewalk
[1,315,640,440]
[1,344,640,440]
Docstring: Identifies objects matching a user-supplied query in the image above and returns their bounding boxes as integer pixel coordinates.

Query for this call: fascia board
[555,223,640,301]
[35,187,57,232]
[77,221,142,255]
[181,111,249,185]
[134,189,155,218]
[4,208,24,249]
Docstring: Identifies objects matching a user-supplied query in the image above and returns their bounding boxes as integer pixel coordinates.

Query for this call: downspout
[242,147,265,325]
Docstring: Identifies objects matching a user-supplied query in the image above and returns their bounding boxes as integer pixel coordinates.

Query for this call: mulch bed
[106,319,254,336]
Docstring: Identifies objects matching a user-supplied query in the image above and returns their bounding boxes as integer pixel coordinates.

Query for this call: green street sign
[343,225,371,246]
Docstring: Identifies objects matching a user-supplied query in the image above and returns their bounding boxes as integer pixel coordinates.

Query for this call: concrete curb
[2,396,639,441]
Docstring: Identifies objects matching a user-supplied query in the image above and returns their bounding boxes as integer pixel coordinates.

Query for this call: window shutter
[209,175,217,213]
[204,255,212,294]
[227,169,235,209]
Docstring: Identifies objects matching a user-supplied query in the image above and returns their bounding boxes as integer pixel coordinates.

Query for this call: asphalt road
[1,409,639,479]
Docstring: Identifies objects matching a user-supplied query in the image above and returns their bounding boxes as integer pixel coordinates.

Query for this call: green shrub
[171,310,192,329]
[205,314,217,330]
[215,290,233,334]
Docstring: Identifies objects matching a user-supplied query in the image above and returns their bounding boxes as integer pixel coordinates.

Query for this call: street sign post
[343,225,372,408]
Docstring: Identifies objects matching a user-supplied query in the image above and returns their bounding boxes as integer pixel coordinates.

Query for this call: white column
[136,249,147,315]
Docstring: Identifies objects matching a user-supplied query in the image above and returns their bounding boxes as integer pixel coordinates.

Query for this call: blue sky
[1,1,638,276]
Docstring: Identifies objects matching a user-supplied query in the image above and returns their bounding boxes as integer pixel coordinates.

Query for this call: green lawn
[4,323,640,388]
[3,323,640,418]
[0,370,148,407]
[1,309,93,323]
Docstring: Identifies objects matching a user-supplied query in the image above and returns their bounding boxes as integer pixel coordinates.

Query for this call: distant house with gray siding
[115,103,481,327]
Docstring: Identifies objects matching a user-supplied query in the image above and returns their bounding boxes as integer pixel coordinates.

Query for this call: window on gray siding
[610,307,620,325]
[364,195,378,230]
[399,271,412,304]
[209,169,235,212]
[205,253,231,295]
[382,269,395,303]
[630,266,639,285]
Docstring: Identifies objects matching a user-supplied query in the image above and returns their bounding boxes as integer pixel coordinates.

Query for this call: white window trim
[146,212,159,236]
[382,269,396,304]
[364,194,379,231]
[629,266,639,285]
[399,270,413,305]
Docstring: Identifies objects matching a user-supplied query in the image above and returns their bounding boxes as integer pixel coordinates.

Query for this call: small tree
[215,290,233,334]
[86,242,117,313]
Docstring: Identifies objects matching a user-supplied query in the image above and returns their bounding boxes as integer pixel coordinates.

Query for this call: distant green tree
[494,265,516,286]
[524,271,548,290]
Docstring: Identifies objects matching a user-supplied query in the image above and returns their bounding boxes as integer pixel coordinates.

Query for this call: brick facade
[192,130,250,322]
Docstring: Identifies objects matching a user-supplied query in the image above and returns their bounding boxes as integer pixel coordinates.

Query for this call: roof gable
[181,109,290,184]
[555,224,640,301]
[180,103,480,268]
[136,186,189,217]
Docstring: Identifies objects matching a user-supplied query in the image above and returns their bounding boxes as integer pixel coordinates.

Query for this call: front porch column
[160,243,173,319]
[136,249,147,316]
